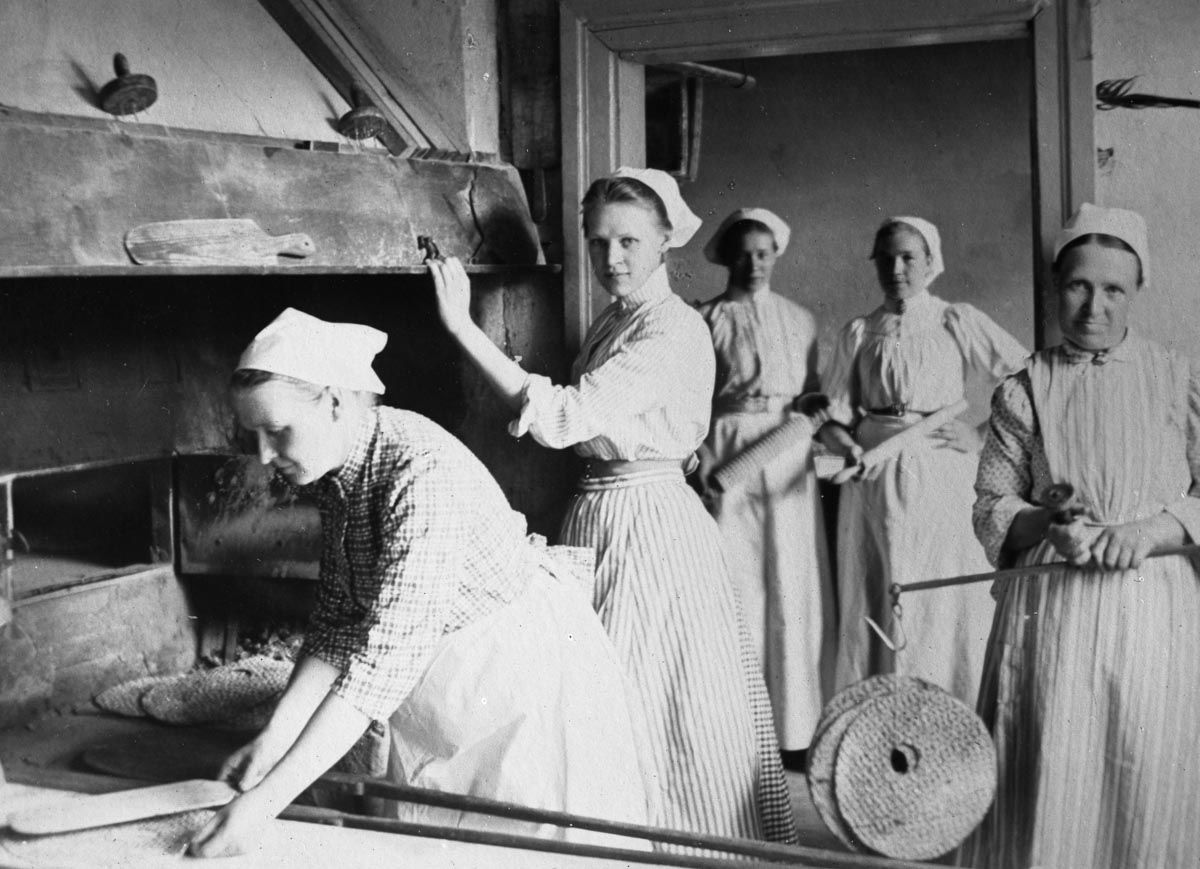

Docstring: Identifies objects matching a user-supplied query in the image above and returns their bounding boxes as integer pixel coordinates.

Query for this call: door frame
[559,0,1093,351]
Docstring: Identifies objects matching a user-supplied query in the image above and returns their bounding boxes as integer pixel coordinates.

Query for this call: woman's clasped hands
[1046,512,1180,571]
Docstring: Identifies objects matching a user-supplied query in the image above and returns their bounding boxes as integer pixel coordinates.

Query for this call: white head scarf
[1053,203,1149,284]
[877,215,945,285]
[703,208,791,264]
[237,308,388,394]
[611,166,702,248]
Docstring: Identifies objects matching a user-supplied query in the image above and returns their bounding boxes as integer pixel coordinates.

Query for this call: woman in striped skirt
[430,167,797,845]
[962,204,1200,868]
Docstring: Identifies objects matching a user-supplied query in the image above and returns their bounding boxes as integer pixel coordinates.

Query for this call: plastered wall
[668,41,1036,377]
[0,0,352,141]
[1092,0,1200,360]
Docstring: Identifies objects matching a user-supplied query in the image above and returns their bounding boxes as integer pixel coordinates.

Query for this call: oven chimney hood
[0,108,543,276]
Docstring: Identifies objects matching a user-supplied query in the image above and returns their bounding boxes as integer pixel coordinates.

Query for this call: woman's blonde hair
[230,368,379,413]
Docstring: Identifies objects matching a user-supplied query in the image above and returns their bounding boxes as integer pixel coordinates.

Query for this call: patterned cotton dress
[822,289,1026,704]
[961,334,1200,869]
[697,289,834,750]
[517,265,797,844]
[302,407,652,843]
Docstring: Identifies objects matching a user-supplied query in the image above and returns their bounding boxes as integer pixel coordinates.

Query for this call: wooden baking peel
[124,219,315,265]
[6,779,236,835]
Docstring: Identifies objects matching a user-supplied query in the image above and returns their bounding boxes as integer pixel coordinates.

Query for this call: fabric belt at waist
[579,458,691,491]
[864,403,937,418]
[714,395,792,415]
[855,410,937,452]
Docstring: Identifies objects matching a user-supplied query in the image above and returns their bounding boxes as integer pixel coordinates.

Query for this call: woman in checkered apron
[189,308,652,857]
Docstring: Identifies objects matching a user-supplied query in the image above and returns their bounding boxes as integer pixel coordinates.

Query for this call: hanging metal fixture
[98,53,158,116]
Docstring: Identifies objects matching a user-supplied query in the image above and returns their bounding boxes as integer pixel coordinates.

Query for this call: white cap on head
[237,308,388,394]
[1054,203,1149,283]
[703,208,791,264]
[612,166,703,248]
[879,216,945,284]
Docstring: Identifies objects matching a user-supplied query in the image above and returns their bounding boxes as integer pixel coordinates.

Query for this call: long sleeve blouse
[822,289,1027,425]
[513,265,715,461]
[698,289,820,406]
[974,333,1200,568]
[300,408,533,722]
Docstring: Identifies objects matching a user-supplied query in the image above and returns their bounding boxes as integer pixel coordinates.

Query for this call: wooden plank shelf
[0,263,562,279]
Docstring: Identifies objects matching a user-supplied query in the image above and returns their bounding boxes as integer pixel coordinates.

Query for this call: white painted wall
[333,0,501,153]
[1092,0,1200,359]
[0,0,353,142]
[669,41,1036,366]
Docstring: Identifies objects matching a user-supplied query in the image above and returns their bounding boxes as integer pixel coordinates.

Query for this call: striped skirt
[560,468,797,845]
[959,541,1200,868]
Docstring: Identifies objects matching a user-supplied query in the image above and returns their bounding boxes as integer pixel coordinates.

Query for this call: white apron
[386,560,654,848]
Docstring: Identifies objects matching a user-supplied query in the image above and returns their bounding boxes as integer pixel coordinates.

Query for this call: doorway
[559,0,1094,353]
[668,41,1036,389]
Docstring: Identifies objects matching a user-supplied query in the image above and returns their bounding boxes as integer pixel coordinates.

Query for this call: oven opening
[10,459,169,602]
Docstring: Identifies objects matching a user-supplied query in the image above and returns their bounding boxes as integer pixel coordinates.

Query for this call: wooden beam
[258,0,451,153]
[1029,0,1092,348]
[560,10,646,354]
[561,0,1039,62]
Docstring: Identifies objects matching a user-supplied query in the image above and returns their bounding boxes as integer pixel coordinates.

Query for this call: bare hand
[693,444,718,505]
[1045,517,1101,566]
[931,418,983,453]
[818,422,863,464]
[188,791,270,859]
[219,733,284,793]
[429,256,473,336]
[1085,521,1160,571]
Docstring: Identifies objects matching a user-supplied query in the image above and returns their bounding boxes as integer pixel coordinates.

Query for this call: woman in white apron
[962,205,1200,868]
[189,308,651,857]
[432,169,797,844]
[818,216,1027,705]
[695,208,834,755]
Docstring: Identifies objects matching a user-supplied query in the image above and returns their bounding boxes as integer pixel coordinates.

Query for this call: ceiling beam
[561,0,1040,62]
[259,0,464,154]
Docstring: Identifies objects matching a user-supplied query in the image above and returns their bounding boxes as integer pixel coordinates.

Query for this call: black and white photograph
[1,1,1197,866]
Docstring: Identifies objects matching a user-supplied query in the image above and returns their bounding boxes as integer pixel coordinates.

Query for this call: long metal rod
[313,772,931,868]
[653,61,755,90]
[286,806,787,869]
[896,543,1200,595]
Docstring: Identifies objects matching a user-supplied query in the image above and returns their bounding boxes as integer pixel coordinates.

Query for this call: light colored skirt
[959,542,1200,869]
[560,468,797,845]
[835,416,994,707]
[707,410,835,750]
[387,562,653,847]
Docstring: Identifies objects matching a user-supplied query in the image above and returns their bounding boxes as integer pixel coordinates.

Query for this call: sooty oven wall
[0,271,571,725]
[0,272,571,529]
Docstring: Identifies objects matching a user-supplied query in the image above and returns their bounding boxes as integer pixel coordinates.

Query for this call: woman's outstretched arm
[430,257,528,410]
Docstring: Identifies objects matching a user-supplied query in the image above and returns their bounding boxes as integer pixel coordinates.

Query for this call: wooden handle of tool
[275,233,315,258]
[6,779,237,835]
[709,414,819,493]
[830,399,970,485]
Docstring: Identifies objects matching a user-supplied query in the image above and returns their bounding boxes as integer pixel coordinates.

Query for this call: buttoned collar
[724,284,773,313]
[881,287,936,317]
[1060,330,1137,366]
[618,264,672,312]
